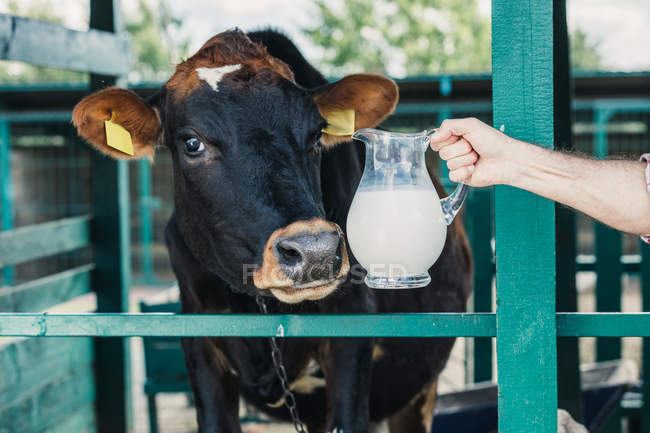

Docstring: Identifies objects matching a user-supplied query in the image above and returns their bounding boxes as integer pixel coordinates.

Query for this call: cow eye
[184,137,205,156]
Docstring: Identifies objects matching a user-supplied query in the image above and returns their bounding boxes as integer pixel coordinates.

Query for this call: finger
[439,138,472,160]
[428,127,453,144]
[446,151,478,171]
[430,135,459,151]
[449,165,475,183]
[431,118,480,142]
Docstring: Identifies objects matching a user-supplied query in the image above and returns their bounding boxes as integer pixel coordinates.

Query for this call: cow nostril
[273,230,344,284]
[275,240,304,267]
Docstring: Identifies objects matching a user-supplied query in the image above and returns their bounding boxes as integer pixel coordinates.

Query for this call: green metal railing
[1,312,650,338]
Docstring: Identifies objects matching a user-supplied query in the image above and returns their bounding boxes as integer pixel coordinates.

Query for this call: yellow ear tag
[104,111,135,156]
[322,109,355,136]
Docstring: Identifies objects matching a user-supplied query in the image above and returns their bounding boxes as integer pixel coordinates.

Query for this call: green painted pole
[0,119,13,284]
[89,1,132,433]
[595,224,622,361]
[553,0,582,421]
[438,110,452,191]
[594,108,623,362]
[138,158,155,285]
[492,0,558,431]
[469,187,493,383]
[594,109,611,160]
[437,76,453,191]
[641,241,650,433]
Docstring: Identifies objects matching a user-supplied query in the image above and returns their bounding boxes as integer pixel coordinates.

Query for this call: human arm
[428,118,650,237]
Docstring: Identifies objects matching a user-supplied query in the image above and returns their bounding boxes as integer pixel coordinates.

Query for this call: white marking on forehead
[196,64,241,91]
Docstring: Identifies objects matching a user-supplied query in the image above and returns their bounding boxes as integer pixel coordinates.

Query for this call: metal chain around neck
[255,295,308,433]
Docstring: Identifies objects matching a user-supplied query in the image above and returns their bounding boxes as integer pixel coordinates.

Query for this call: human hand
[429,117,524,187]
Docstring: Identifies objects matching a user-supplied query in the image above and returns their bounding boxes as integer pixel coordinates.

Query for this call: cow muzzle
[253,218,350,303]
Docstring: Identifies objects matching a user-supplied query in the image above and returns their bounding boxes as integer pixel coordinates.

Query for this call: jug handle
[425,130,470,225]
[440,183,469,225]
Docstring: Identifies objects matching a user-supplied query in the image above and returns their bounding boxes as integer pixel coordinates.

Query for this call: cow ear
[311,74,398,148]
[72,87,161,160]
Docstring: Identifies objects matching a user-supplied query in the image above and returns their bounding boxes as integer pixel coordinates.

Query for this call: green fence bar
[137,158,156,285]
[0,119,13,285]
[2,312,650,337]
[0,14,129,76]
[595,225,623,361]
[557,313,650,336]
[0,313,497,337]
[492,0,558,431]
[0,215,91,267]
[594,106,623,363]
[468,188,493,383]
[0,264,94,312]
[641,241,650,433]
[89,1,131,432]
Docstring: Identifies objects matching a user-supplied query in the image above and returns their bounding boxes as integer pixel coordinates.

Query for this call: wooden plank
[0,215,91,267]
[0,14,129,76]
[492,0,558,431]
[0,264,94,312]
[595,224,622,361]
[88,3,132,431]
[0,313,498,337]
[0,338,93,407]
[0,362,95,432]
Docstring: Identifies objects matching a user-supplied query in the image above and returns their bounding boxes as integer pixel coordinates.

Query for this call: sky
[1,0,649,73]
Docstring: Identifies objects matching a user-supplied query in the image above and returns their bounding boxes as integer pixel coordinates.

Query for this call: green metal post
[0,119,13,284]
[89,1,132,433]
[493,0,558,431]
[138,158,155,285]
[438,80,452,192]
[554,0,582,421]
[595,225,622,361]
[469,187,493,383]
[635,181,650,426]
[594,108,623,362]
[594,109,612,160]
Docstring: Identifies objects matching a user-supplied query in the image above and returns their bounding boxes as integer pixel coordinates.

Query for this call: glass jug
[346,128,469,289]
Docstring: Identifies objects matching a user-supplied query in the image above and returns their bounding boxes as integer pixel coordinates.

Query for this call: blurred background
[1,0,649,83]
[0,1,649,432]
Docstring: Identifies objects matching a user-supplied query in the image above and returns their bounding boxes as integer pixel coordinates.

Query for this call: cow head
[72,29,398,303]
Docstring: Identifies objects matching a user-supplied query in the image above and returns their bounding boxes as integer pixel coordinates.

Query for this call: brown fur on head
[166,28,295,100]
[71,87,161,160]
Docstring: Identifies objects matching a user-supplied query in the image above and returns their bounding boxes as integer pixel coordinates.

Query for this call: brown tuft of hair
[166,29,294,100]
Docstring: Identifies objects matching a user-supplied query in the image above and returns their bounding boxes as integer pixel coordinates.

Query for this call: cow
[72,29,472,433]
